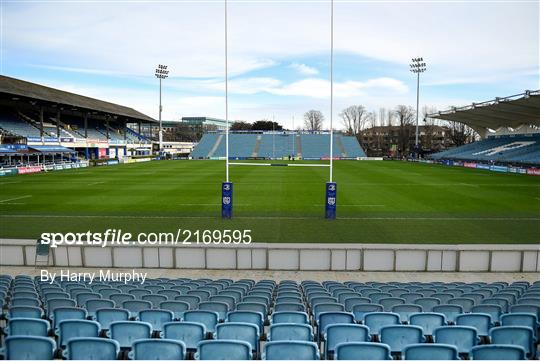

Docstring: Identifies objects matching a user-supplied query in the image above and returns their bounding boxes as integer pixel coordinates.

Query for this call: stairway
[208,134,224,158]
[251,135,262,157]
[336,135,348,157]
[295,135,302,159]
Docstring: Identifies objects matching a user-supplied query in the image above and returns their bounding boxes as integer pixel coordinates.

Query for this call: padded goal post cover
[325,182,337,219]
[222,182,233,219]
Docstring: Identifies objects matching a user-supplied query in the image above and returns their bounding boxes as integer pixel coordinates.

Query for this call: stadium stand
[191,132,367,159]
[430,134,540,165]
[0,274,538,360]
[0,112,44,139]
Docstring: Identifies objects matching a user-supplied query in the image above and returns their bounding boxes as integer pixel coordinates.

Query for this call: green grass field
[1,160,539,244]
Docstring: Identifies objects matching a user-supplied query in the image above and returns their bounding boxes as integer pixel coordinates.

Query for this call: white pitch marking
[178,203,251,206]
[1,214,538,221]
[0,195,32,203]
[87,181,105,186]
[313,204,385,207]
[229,162,330,167]
[459,183,480,187]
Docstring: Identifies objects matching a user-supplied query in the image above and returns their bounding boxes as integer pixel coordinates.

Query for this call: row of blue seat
[0,335,533,360]
[1,275,539,360]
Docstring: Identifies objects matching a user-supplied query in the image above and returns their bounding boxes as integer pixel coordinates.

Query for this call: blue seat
[317,311,354,341]
[471,344,527,360]
[11,297,40,307]
[276,296,303,304]
[163,321,206,351]
[51,307,88,329]
[489,326,534,358]
[2,336,56,360]
[110,293,136,305]
[343,297,371,312]
[142,294,168,308]
[159,300,190,320]
[352,304,383,323]
[369,292,393,303]
[199,301,230,321]
[271,311,309,324]
[401,293,423,304]
[212,295,237,309]
[189,289,211,301]
[455,313,492,336]
[196,340,252,360]
[313,303,345,321]
[403,344,459,360]
[6,318,50,337]
[380,325,425,354]
[57,319,100,348]
[434,325,478,356]
[483,297,509,312]
[324,324,369,359]
[510,304,540,319]
[274,302,305,312]
[472,304,503,324]
[227,311,265,334]
[268,323,313,341]
[501,313,538,338]
[95,308,130,330]
[157,289,182,299]
[129,339,186,360]
[392,304,423,323]
[364,312,400,336]
[129,288,152,299]
[432,304,463,323]
[109,321,153,349]
[243,296,269,305]
[76,292,101,307]
[85,298,115,318]
[217,322,260,355]
[139,309,174,332]
[518,297,540,306]
[122,300,153,318]
[379,297,406,311]
[46,298,76,317]
[237,302,268,317]
[448,297,475,313]
[263,341,319,360]
[184,310,220,333]
[335,342,392,360]
[64,337,120,360]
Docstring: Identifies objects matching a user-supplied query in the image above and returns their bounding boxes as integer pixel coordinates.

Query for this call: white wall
[2,239,538,272]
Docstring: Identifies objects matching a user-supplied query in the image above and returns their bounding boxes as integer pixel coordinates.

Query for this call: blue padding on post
[222,182,233,219]
[325,182,337,219]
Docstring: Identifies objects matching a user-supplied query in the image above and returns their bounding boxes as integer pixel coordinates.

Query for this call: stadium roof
[0,75,156,123]
[429,90,540,137]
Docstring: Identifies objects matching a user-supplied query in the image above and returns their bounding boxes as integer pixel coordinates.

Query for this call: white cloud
[204,77,283,95]
[4,1,537,80]
[270,77,408,98]
[289,63,319,75]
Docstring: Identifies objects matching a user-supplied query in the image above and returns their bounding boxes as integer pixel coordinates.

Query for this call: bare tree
[447,120,475,146]
[422,106,438,150]
[339,105,368,136]
[394,105,415,156]
[303,110,324,131]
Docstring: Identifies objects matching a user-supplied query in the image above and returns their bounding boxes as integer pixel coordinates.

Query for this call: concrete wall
[1,239,538,272]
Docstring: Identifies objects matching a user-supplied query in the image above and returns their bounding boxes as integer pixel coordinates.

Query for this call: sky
[1,0,538,130]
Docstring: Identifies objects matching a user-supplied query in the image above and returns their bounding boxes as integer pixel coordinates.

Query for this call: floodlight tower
[410,57,426,158]
[155,64,169,155]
